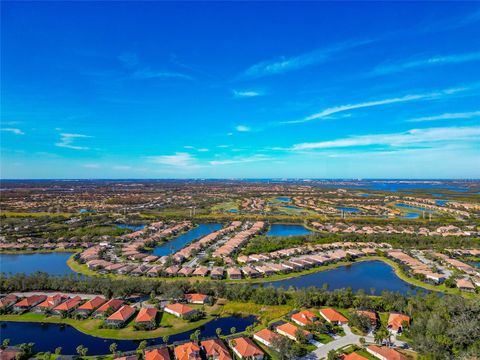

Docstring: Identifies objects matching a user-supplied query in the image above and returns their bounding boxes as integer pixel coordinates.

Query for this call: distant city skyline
[1,2,480,179]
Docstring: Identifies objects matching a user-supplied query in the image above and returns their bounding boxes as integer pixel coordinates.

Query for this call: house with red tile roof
[230,337,264,360]
[185,293,211,305]
[0,294,18,312]
[164,303,198,319]
[135,307,158,329]
[356,310,378,328]
[253,328,279,348]
[275,322,312,342]
[0,348,21,360]
[105,305,136,327]
[201,338,232,360]
[76,296,107,316]
[114,356,138,360]
[387,313,410,334]
[52,296,82,315]
[342,353,369,360]
[367,345,407,360]
[319,308,348,325]
[93,298,124,318]
[145,347,171,360]
[13,294,47,313]
[291,310,318,326]
[35,294,69,313]
[174,342,201,360]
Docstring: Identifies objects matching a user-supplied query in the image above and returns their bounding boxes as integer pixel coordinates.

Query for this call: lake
[262,260,422,295]
[336,207,361,213]
[276,197,291,202]
[152,223,222,256]
[0,315,256,354]
[0,252,75,276]
[400,212,420,219]
[115,224,146,231]
[468,261,480,268]
[266,224,311,236]
[394,203,434,213]
[435,200,449,206]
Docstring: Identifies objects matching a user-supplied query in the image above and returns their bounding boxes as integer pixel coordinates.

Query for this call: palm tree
[215,328,222,337]
[230,327,236,335]
[109,343,118,355]
[162,335,170,344]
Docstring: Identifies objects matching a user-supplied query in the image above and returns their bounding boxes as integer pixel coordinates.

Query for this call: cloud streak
[372,51,480,76]
[285,87,467,124]
[1,128,25,135]
[291,126,480,151]
[232,90,263,98]
[406,111,480,122]
[235,125,251,132]
[55,133,91,150]
[132,68,193,81]
[241,39,373,79]
[147,152,196,167]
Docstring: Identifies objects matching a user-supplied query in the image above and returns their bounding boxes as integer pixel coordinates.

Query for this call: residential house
[76,296,106,317]
[230,337,264,360]
[366,345,407,360]
[227,268,242,280]
[12,295,47,313]
[185,293,210,305]
[201,338,232,360]
[275,322,312,342]
[356,310,377,329]
[291,310,318,327]
[164,303,198,319]
[35,294,69,313]
[319,308,348,325]
[52,296,82,315]
[105,305,136,327]
[210,267,224,280]
[174,342,201,360]
[342,353,370,360]
[0,294,18,312]
[387,313,410,334]
[93,299,124,318]
[253,328,278,348]
[456,278,476,292]
[135,307,158,329]
[145,348,171,360]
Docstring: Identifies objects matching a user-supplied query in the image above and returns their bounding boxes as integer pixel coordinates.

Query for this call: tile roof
[107,305,136,322]
[145,348,170,360]
[135,307,158,322]
[232,337,264,358]
[174,342,201,360]
[387,313,410,332]
[367,346,407,360]
[320,308,348,323]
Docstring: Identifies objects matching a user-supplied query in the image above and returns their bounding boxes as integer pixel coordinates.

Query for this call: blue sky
[1,1,480,179]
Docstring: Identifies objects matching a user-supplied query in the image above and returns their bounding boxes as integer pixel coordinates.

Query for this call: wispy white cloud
[132,68,193,81]
[372,51,480,76]
[55,133,91,150]
[406,111,480,123]
[209,154,271,166]
[83,163,100,169]
[147,152,196,167]
[285,87,467,124]
[241,39,373,79]
[291,125,480,151]
[1,128,25,135]
[232,90,263,98]
[235,125,251,132]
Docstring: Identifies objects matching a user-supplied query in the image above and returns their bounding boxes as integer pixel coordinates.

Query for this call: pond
[275,197,291,202]
[152,223,222,256]
[0,315,256,355]
[0,252,75,276]
[226,209,239,213]
[266,224,311,236]
[435,200,449,206]
[336,207,361,213]
[399,212,420,219]
[468,261,480,268]
[115,224,146,231]
[282,205,303,210]
[262,260,423,295]
[394,203,434,213]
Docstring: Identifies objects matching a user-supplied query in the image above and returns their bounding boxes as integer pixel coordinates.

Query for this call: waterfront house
[13,294,47,313]
[253,328,278,348]
[174,342,201,360]
[367,345,407,360]
[76,296,106,317]
[164,303,197,319]
[165,266,181,277]
[192,266,209,277]
[387,313,410,334]
[291,310,318,327]
[230,337,264,360]
[105,305,136,327]
[227,267,242,280]
[185,293,210,305]
[343,353,370,360]
[93,298,124,318]
[115,356,138,360]
[52,296,82,315]
[319,308,348,325]
[201,338,232,360]
[35,294,69,313]
[145,348,171,360]
[456,278,476,292]
[356,310,377,328]
[210,267,224,280]
[242,266,260,278]
[0,294,18,312]
[135,307,158,329]
[275,322,312,342]
[178,267,194,277]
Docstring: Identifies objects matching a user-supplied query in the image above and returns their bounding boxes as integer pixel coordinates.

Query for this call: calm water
[116,224,146,231]
[283,205,302,210]
[263,261,422,295]
[435,200,449,206]
[226,209,239,213]
[266,224,311,236]
[337,207,361,213]
[468,262,480,268]
[0,315,256,354]
[394,203,434,213]
[0,253,75,276]
[276,197,291,202]
[152,223,222,256]
[400,212,420,219]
